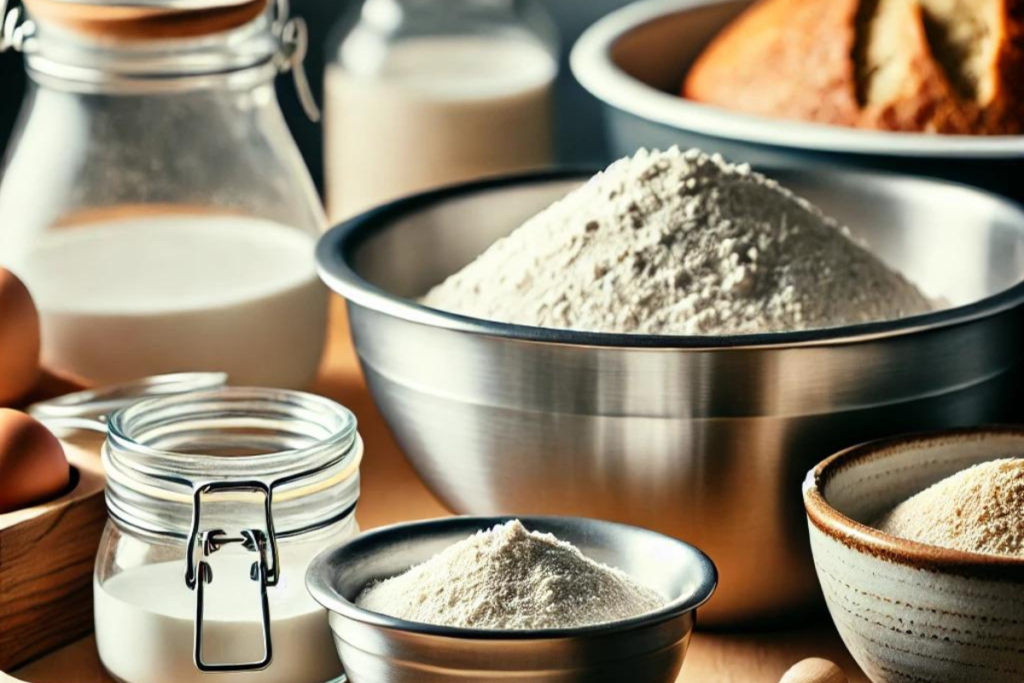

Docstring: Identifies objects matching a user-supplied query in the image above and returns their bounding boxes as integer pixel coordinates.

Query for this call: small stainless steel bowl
[570,0,1024,201]
[306,516,717,683]
[316,168,1024,625]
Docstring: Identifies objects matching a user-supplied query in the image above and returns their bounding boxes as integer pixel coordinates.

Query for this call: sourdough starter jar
[0,0,326,388]
[325,0,559,220]
[92,387,361,683]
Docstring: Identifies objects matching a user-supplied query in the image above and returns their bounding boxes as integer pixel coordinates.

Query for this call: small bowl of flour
[306,516,717,683]
[804,427,1024,683]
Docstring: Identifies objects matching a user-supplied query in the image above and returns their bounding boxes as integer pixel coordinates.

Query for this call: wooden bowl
[803,427,1024,683]
[0,438,106,671]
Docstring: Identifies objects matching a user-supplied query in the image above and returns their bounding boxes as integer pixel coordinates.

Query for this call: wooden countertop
[10,298,868,683]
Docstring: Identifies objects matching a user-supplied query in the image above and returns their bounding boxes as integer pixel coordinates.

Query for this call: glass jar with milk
[0,0,327,389]
[91,386,361,683]
[325,0,559,220]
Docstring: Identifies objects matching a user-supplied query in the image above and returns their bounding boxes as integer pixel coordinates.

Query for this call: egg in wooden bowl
[0,409,71,513]
[0,268,41,406]
[803,427,1024,683]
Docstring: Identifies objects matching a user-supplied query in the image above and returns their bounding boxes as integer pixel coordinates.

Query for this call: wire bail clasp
[185,480,280,672]
[0,0,34,53]
[272,0,319,122]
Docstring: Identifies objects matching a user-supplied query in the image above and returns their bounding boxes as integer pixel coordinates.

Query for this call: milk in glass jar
[0,0,327,388]
[31,379,362,683]
[324,0,559,220]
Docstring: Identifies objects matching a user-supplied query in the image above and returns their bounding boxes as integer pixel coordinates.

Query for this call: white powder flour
[423,147,933,335]
[877,458,1024,557]
[355,520,665,629]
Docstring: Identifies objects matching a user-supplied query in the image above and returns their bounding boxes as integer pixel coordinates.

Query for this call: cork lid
[23,0,268,39]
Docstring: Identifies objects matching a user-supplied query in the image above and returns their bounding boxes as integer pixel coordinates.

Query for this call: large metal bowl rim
[570,0,1024,158]
[316,169,1024,350]
[305,515,719,640]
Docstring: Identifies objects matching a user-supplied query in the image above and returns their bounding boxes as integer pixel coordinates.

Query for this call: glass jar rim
[21,0,270,41]
[7,0,321,117]
[103,387,361,539]
[21,11,281,87]
[107,386,358,479]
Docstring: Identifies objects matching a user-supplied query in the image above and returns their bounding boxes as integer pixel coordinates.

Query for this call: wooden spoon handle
[780,658,848,683]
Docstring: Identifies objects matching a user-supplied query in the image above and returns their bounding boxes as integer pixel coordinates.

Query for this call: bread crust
[858,0,979,133]
[685,0,863,126]
[989,0,1024,132]
[683,0,1024,135]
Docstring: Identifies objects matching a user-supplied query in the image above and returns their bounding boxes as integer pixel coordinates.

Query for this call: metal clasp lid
[185,480,278,672]
[272,0,319,122]
[0,0,33,53]
[182,441,350,672]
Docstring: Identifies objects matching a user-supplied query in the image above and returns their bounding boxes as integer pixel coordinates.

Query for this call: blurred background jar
[324,0,559,221]
[0,0,327,389]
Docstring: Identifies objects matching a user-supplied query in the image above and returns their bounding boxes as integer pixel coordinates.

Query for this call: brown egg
[0,409,70,514]
[0,269,41,406]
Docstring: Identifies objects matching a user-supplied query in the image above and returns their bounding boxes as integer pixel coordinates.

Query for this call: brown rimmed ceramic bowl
[803,427,1024,683]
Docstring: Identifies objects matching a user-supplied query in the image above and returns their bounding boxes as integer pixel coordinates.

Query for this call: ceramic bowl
[306,516,717,683]
[803,427,1024,683]
[570,0,1024,201]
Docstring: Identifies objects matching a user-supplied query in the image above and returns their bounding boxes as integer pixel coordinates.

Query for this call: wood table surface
[11,298,869,683]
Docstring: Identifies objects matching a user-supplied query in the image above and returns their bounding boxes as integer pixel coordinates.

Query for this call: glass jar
[0,0,327,389]
[90,386,361,683]
[324,0,559,221]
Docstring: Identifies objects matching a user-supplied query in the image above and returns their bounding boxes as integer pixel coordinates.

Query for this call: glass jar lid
[103,387,361,539]
[30,378,362,539]
[20,0,268,38]
[31,0,259,10]
[0,0,320,119]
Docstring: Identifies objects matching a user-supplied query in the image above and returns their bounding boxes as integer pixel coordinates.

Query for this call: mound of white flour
[423,148,932,335]
[356,520,665,629]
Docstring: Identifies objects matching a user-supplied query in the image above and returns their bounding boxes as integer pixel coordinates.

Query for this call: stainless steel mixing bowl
[316,168,1024,625]
[306,516,717,683]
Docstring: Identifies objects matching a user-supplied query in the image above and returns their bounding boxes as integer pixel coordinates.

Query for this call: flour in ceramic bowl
[423,147,933,335]
[876,458,1024,557]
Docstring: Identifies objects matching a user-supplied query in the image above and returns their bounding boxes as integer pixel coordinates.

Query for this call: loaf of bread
[683,0,1024,135]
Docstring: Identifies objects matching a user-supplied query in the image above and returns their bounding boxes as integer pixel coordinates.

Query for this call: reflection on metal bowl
[316,168,1024,625]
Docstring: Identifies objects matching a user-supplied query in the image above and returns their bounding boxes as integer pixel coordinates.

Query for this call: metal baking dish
[570,0,1024,201]
[316,168,1024,626]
